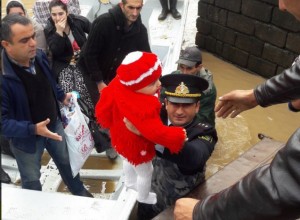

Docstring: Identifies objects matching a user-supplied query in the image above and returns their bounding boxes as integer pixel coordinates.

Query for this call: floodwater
[40,152,120,197]
[203,51,300,177]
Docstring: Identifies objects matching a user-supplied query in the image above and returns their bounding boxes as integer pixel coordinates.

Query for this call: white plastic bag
[61,92,94,177]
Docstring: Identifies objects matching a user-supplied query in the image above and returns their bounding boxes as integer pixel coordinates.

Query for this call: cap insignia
[164,81,201,98]
[175,82,189,94]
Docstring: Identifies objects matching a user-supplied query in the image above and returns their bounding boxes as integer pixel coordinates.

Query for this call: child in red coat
[95,51,186,204]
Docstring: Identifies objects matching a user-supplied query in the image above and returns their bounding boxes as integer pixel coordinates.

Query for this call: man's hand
[97,81,107,93]
[35,118,62,141]
[123,117,141,135]
[63,92,72,106]
[215,89,258,118]
[289,99,300,111]
[174,198,199,220]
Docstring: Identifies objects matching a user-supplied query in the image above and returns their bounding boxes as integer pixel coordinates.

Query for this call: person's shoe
[75,188,94,198]
[170,9,181,19]
[1,167,11,184]
[106,147,118,160]
[158,9,169,21]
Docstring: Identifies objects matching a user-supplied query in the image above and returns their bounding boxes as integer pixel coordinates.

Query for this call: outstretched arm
[215,59,300,118]
[124,117,186,154]
[214,89,258,118]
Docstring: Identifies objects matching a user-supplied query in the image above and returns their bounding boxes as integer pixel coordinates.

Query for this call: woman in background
[44,0,94,109]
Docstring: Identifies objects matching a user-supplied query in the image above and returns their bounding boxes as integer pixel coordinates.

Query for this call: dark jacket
[1,49,66,153]
[254,60,300,107]
[158,113,218,175]
[193,128,300,220]
[79,4,151,84]
[44,14,91,78]
[138,114,218,219]
[193,60,300,220]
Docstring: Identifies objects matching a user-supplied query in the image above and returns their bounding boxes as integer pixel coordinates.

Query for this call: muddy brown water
[41,155,118,195]
[203,51,300,177]
[4,0,299,195]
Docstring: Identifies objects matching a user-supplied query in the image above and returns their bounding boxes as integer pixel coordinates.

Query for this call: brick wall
[196,0,300,78]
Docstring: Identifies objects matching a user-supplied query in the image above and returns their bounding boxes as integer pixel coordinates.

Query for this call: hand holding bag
[77,98,112,153]
[61,93,94,177]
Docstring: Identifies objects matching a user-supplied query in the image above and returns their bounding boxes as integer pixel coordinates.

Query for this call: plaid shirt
[33,0,81,27]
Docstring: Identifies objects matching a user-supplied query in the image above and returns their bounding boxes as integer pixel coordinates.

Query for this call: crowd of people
[1,0,299,219]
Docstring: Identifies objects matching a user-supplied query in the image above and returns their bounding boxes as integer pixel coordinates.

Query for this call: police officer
[126,73,218,219]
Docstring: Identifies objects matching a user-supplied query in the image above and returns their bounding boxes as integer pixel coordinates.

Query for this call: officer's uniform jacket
[149,114,218,216]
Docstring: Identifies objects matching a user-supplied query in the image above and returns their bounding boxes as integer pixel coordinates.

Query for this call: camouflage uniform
[138,116,218,219]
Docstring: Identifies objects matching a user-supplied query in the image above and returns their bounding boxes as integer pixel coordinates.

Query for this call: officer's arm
[158,135,216,175]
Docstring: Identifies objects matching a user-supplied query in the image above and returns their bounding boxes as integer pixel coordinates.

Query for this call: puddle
[57,178,117,199]
[82,155,121,170]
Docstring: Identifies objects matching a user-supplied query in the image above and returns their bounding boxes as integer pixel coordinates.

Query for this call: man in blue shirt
[1,14,92,197]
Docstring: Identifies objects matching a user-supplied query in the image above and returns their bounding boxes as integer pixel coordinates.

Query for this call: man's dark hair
[122,0,143,5]
[6,1,26,15]
[1,14,32,43]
